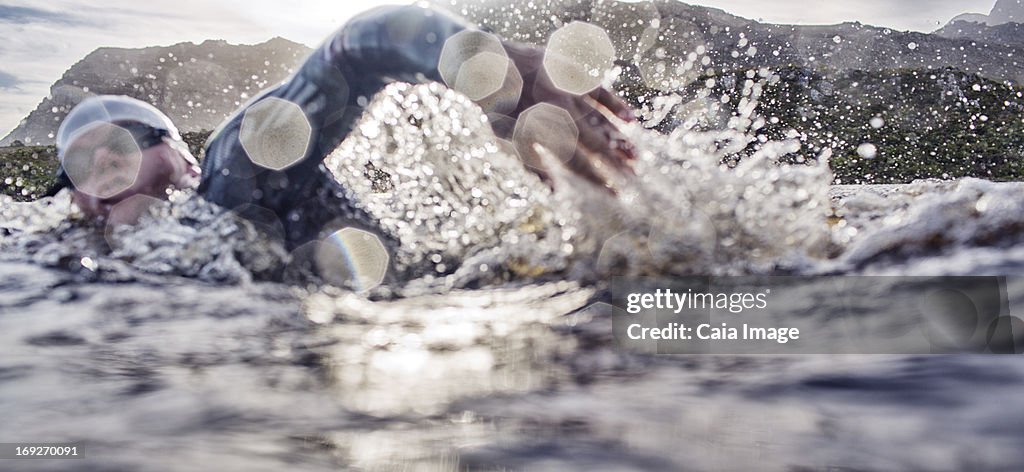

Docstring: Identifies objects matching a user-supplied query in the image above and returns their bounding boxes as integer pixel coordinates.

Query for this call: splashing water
[4,75,1023,289]
[3,1,1024,290]
[323,82,569,286]
[321,75,834,289]
[5,4,1024,471]
[830,179,1024,271]
[1,190,288,284]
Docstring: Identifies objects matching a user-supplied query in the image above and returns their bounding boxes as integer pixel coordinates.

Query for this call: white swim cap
[47,95,195,197]
[57,95,181,159]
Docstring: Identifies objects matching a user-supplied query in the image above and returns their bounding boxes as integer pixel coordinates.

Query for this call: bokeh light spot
[439,30,507,89]
[454,51,511,101]
[315,227,390,291]
[103,194,164,249]
[438,30,523,114]
[239,97,311,171]
[919,288,979,350]
[512,103,578,169]
[473,60,524,116]
[543,22,616,95]
[857,143,878,159]
[987,316,1024,354]
[62,122,142,199]
[230,203,285,241]
[597,231,641,276]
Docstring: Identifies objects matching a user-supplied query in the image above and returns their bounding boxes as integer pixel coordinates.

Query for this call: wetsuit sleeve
[328,5,473,85]
[197,4,473,245]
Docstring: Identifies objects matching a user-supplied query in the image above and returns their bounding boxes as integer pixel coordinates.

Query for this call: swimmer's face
[67,125,199,220]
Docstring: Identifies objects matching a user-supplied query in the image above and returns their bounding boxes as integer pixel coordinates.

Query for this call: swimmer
[50,4,637,247]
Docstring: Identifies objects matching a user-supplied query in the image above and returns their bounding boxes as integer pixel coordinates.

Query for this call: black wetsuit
[198,5,472,248]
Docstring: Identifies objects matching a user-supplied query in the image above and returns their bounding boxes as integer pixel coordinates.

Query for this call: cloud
[0,0,393,136]
[0,70,21,90]
[0,5,85,25]
[0,0,1004,137]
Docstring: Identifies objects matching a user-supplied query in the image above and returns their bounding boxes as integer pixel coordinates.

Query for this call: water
[4,54,1024,472]
[2,259,1024,470]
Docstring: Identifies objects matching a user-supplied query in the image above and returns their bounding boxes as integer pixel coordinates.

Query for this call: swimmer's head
[51,95,201,219]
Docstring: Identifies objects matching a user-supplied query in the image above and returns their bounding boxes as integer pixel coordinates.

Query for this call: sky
[0,0,1001,138]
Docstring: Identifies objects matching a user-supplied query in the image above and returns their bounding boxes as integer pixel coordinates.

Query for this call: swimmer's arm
[494,40,637,189]
[333,7,638,189]
[200,5,637,209]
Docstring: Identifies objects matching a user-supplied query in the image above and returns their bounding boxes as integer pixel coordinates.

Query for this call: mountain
[11,0,1024,149]
[936,0,1024,48]
[942,0,1024,27]
[934,20,1024,48]
[4,0,1024,199]
[949,13,992,25]
[1,37,311,146]
[990,0,1024,25]
[729,66,1024,184]
[449,0,1024,85]
[448,0,1024,183]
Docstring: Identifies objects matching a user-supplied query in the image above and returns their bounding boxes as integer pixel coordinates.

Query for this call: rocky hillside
[445,0,1024,85]
[704,67,1024,184]
[1,38,311,146]
[4,0,1024,201]
[446,0,1024,183]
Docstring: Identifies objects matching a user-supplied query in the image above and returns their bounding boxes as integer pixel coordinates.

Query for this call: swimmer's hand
[499,41,637,191]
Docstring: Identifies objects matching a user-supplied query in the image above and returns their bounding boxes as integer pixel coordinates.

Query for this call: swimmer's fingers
[575,109,637,173]
[511,140,552,184]
[514,138,609,190]
[513,136,618,191]
[570,129,633,192]
[567,145,619,190]
[515,94,637,192]
[498,40,638,190]
[587,87,636,123]
[580,88,638,166]
[513,118,632,192]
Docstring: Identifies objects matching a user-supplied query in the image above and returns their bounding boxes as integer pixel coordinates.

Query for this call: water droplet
[80,257,97,272]
[856,143,878,159]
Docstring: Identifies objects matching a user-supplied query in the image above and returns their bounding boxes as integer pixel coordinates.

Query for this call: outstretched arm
[198,5,637,243]
[199,5,473,217]
[324,3,638,187]
[335,6,638,188]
